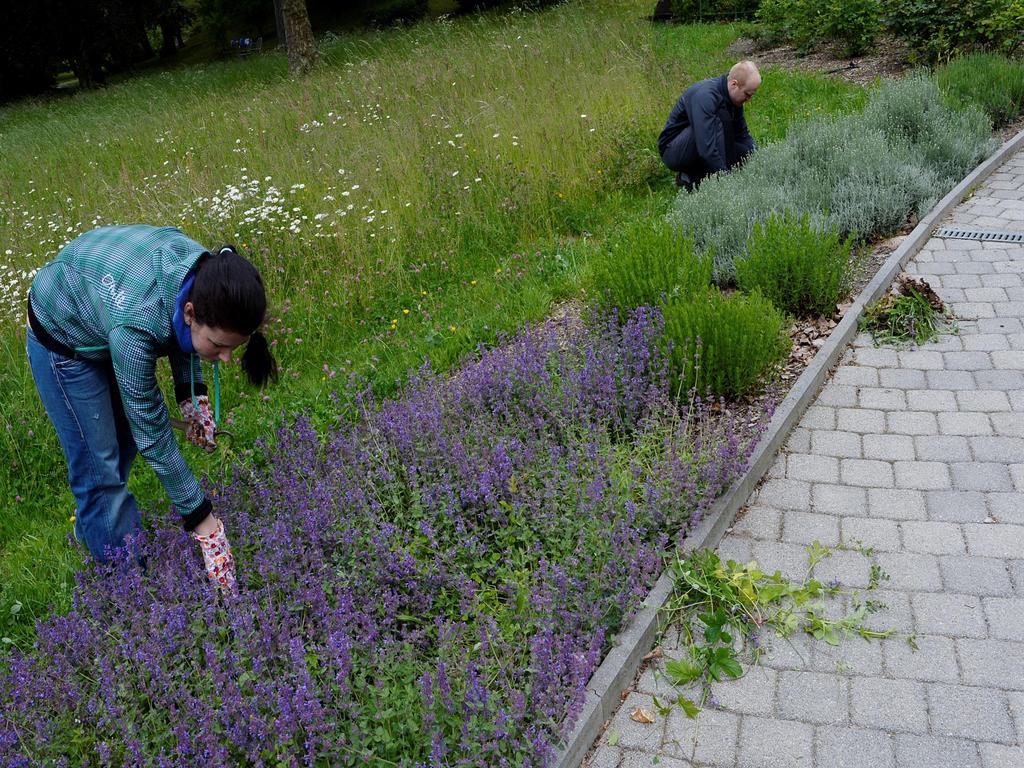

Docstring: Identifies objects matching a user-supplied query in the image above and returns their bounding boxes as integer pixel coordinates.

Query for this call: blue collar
[173,272,196,354]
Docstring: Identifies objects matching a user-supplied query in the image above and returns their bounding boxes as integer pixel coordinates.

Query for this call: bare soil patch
[728,35,913,85]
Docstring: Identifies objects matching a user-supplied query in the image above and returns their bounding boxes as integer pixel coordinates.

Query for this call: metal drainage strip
[935,227,1024,243]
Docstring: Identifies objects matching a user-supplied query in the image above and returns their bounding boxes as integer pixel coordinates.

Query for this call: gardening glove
[192,516,237,591]
[179,395,217,452]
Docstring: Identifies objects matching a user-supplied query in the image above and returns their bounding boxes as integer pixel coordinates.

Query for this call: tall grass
[0,0,864,644]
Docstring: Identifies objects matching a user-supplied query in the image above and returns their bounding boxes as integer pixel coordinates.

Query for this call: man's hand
[179,395,217,452]
[192,515,236,591]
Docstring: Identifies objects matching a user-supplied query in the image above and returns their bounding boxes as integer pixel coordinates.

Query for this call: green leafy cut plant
[861,273,950,345]
[658,541,893,718]
[736,211,855,318]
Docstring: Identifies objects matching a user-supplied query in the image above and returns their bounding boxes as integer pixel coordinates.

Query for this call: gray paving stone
[880,368,927,389]
[928,683,1016,743]
[895,461,952,491]
[969,436,1024,463]
[974,369,1024,391]
[882,634,959,683]
[887,411,939,436]
[812,484,868,516]
[925,370,976,390]
[863,434,916,461]
[767,455,786,479]
[815,726,894,768]
[776,671,848,725]
[757,632,815,672]
[781,511,841,547]
[584,745,623,768]
[938,412,994,436]
[939,555,1015,596]
[855,348,899,367]
[992,350,1024,369]
[860,388,908,411]
[1012,560,1024,595]
[894,735,980,768]
[1010,464,1024,491]
[990,412,1024,436]
[1010,692,1024,742]
[785,427,812,453]
[977,317,1024,333]
[718,537,754,565]
[957,638,1024,690]
[752,541,809,583]
[951,462,1013,492]
[958,390,1013,413]
[982,597,1024,641]
[842,459,895,488]
[663,706,738,766]
[900,521,966,555]
[803,405,837,430]
[737,717,814,768]
[912,592,987,638]
[787,454,840,484]
[811,430,862,458]
[986,492,1024,525]
[732,506,782,540]
[842,517,900,552]
[837,408,886,434]
[850,677,928,732]
[905,389,957,412]
[813,636,886,676]
[815,549,873,589]
[608,692,665,750]
[620,751,689,768]
[876,552,942,591]
[869,489,928,520]
[898,350,945,370]
[755,479,812,511]
[926,490,988,522]
[944,274,984,288]
[962,333,1011,351]
[819,384,859,408]
[832,366,880,387]
[965,523,1024,558]
[944,351,994,370]
[914,436,973,463]
[980,744,1024,768]
[709,666,778,717]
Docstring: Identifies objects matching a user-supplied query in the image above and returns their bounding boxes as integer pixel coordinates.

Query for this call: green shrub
[936,53,1024,127]
[592,218,711,313]
[670,0,760,22]
[736,212,854,318]
[662,288,791,399]
[365,0,429,26]
[756,0,821,54]
[882,0,1020,64]
[824,0,883,56]
[669,74,993,285]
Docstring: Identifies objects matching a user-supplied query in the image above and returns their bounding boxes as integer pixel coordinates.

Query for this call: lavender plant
[0,309,763,767]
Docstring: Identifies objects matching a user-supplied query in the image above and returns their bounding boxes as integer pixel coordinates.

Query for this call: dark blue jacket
[658,74,756,173]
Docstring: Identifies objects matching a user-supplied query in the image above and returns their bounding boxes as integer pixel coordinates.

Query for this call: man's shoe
[675,171,694,192]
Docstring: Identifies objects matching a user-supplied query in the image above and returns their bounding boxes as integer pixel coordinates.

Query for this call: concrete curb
[553,127,1024,768]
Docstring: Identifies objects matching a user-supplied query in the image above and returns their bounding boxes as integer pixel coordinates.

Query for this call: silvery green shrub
[669,73,993,285]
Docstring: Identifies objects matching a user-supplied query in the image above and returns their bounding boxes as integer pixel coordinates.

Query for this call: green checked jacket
[30,225,211,520]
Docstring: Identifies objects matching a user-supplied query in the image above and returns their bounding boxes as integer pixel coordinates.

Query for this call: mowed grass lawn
[0,0,865,646]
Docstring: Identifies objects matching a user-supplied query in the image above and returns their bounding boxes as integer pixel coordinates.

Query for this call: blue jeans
[26,326,141,563]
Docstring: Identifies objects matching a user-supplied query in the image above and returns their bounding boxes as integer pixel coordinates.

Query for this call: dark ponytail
[190,244,278,387]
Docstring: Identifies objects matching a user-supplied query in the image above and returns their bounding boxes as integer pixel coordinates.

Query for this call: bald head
[727,60,761,106]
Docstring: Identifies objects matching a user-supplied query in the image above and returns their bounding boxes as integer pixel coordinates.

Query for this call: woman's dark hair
[190,245,277,387]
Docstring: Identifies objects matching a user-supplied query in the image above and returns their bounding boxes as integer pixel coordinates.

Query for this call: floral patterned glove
[192,517,237,591]
[179,395,216,452]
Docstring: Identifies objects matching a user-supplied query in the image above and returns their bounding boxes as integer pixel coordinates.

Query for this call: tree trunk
[281,0,317,75]
[272,0,286,49]
[160,19,180,57]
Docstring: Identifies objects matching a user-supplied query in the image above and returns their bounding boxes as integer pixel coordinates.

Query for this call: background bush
[736,211,854,318]
[670,0,760,22]
[824,0,883,56]
[669,73,992,285]
[661,287,791,399]
[936,52,1024,127]
[591,218,712,313]
[756,0,881,55]
[882,0,1021,63]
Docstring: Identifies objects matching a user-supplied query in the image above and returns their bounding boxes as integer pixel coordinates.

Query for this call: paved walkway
[585,147,1024,768]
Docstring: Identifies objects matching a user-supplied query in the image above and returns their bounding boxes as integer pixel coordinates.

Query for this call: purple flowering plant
[1,308,763,767]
